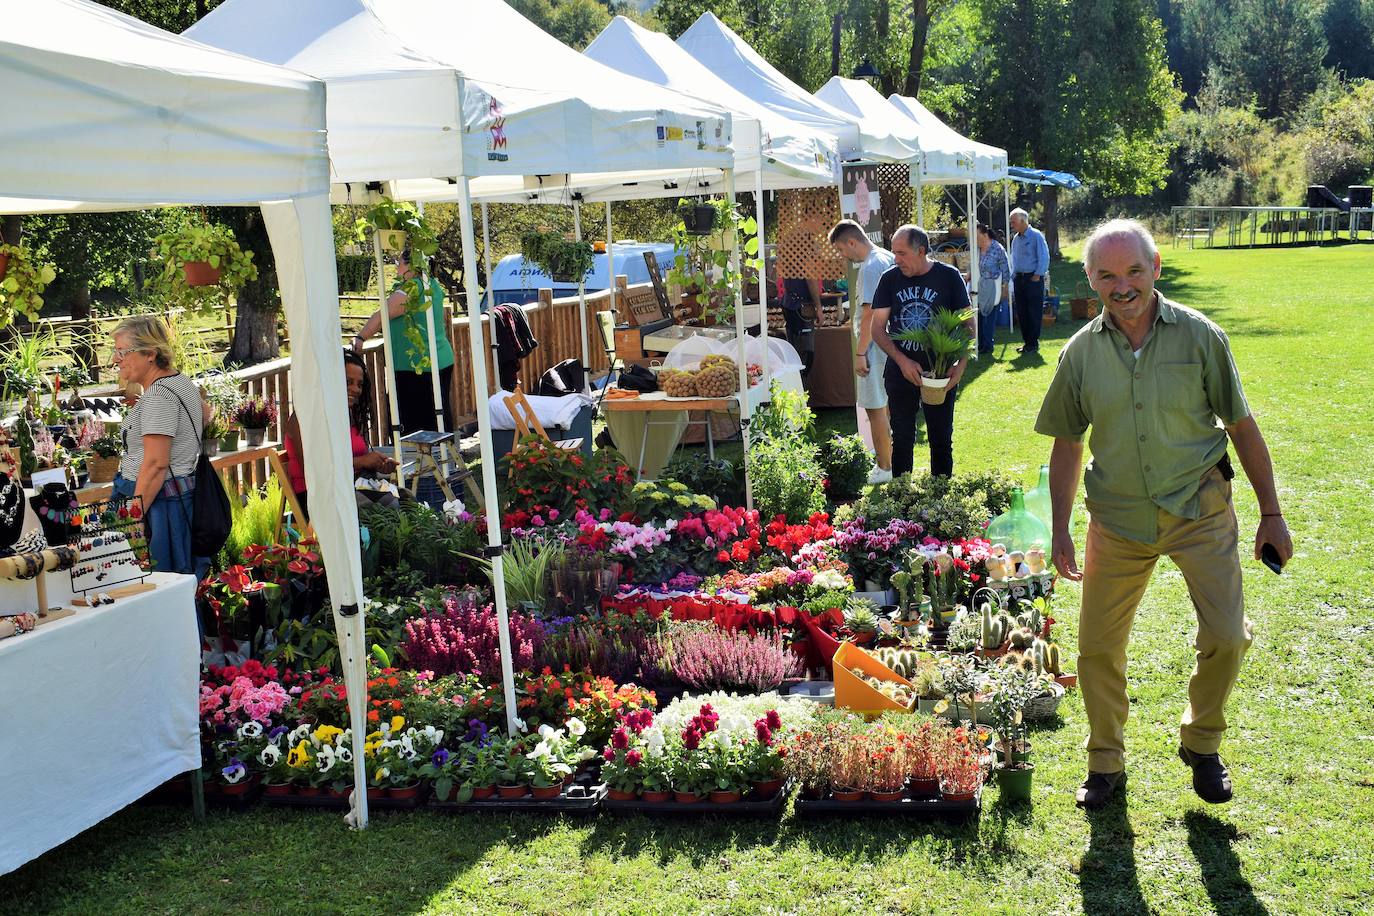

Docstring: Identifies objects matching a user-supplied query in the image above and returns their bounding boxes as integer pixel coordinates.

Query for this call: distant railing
[1170,206,1371,248]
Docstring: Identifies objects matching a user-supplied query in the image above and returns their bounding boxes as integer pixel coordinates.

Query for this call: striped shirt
[118,373,204,480]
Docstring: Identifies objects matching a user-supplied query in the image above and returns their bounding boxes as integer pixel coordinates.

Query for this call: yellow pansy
[389,715,405,734]
[286,741,310,769]
[312,725,343,745]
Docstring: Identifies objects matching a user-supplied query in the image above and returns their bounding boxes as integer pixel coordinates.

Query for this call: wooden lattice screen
[877,164,916,246]
[775,188,847,283]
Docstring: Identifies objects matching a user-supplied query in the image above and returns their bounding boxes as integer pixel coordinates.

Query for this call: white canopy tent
[189,0,737,797]
[0,0,369,823]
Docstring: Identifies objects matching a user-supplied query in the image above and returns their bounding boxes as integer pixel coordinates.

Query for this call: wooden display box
[833,642,916,715]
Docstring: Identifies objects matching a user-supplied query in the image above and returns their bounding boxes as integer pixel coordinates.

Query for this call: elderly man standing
[870,224,973,478]
[1009,207,1050,354]
[1035,219,1292,809]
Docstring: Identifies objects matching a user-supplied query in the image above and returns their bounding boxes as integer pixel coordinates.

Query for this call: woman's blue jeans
[111,473,210,580]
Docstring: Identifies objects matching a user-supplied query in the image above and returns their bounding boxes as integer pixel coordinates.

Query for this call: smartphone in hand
[1260,542,1283,575]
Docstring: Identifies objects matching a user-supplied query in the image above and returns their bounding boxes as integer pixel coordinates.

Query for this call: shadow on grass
[1079,793,1150,916]
[1185,810,1271,916]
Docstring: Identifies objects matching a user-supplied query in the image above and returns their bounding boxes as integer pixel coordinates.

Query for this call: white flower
[288,723,311,745]
[237,721,263,740]
[814,569,848,590]
[399,736,417,759]
[258,744,281,767]
[538,724,557,740]
[316,746,336,771]
[442,498,466,521]
[528,741,553,760]
[422,725,444,746]
[565,718,586,737]
[337,747,353,764]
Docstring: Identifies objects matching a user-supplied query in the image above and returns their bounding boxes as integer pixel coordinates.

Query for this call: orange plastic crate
[833,641,917,715]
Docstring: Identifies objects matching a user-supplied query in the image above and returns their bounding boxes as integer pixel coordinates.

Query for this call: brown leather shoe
[1075,770,1126,809]
[1178,744,1233,803]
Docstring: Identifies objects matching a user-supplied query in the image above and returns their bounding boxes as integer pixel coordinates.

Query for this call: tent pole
[1004,181,1013,331]
[606,201,616,321]
[754,167,770,397]
[572,199,591,372]
[916,178,924,226]
[726,168,753,511]
[456,176,520,737]
[415,203,450,476]
[372,234,405,471]
[967,181,979,352]
[481,202,495,312]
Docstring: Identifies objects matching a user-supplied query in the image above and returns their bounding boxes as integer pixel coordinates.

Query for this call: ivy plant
[519,229,595,283]
[0,243,58,328]
[664,197,761,327]
[151,220,258,310]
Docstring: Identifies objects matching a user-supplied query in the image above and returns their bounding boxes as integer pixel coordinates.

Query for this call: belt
[160,475,196,499]
[1015,271,1038,277]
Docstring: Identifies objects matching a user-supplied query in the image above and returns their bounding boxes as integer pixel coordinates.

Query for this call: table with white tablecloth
[0,572,200,876]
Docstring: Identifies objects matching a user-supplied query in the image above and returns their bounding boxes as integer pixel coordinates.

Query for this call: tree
[1222,0,1328,120]
[1323,0,1374,81]
[209,208,280,366]
[970,0,1182,253]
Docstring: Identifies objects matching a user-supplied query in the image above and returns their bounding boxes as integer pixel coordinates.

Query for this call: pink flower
[626,749,642,767]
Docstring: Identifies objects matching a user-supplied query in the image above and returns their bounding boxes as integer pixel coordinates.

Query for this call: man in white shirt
[829,219,895,482]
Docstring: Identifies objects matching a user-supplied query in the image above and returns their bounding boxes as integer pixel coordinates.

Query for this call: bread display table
[0,573,200,875]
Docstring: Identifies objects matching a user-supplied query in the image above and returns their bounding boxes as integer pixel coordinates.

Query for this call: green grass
[5,244,1374,914]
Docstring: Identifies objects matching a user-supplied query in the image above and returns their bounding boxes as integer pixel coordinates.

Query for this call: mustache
[1110,290,1140,302]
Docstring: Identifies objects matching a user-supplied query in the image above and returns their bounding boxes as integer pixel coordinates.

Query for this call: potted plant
[669,752,708,803]
[906,719,944,797]
[0,243,57,330]
[152,221,258,307]
[892,307,974,405]
[937,726,985,802]
[465,743,500,800]
[85,432,121,483]
[987,666,1039,803]
[234,397,278,447]
[830,742,867,801]
[678,199,719,236]
[602,742,641,801]
[496,742,532,798]
[357,198,438,256]
[520,229,595,283]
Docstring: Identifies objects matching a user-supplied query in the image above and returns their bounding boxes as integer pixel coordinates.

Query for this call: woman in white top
[110,315,208,576]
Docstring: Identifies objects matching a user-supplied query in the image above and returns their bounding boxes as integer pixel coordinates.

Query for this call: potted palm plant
[893,307,974,405]
[0,243,58,330]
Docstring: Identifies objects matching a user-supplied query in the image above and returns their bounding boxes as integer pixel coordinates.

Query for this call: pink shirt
[286,425,368,494]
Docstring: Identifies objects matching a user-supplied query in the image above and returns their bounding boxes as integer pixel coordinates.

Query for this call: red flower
[611,727,630,750]
[625,749,642,767]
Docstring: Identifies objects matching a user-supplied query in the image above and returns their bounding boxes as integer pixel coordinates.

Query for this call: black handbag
[617,364,659,393]
[537,358,587,397]
[167,387,232,559]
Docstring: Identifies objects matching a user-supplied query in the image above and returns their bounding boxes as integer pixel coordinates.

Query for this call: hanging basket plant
[665,197,761,328]
[0,243,58,330]
[356,199,439,262]
[678,201,719,236]
[151,221,258,310]
[520,229,595,283]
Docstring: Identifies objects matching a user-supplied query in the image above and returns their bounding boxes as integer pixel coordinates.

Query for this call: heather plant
[537,615,664,686]
[399,589,545,679]
[668,626,802,694]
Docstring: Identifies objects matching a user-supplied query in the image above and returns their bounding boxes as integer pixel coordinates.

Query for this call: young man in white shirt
[829,219,895,483]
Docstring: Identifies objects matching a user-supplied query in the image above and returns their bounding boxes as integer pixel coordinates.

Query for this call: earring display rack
[69,495,148,595]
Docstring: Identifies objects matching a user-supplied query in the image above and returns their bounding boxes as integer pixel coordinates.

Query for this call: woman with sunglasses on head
[109,315,211,577]
[283,349,398,520]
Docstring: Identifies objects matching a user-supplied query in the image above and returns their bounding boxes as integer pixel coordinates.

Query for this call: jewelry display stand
[68,495,148,595]
[0,544,81,638]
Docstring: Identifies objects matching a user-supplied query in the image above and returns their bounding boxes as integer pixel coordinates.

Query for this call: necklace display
[29,484,84,546]
[0,472,22,550]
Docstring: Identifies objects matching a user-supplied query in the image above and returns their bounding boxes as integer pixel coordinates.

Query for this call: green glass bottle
[1025,464,1053,532]
[985,487,1051,555]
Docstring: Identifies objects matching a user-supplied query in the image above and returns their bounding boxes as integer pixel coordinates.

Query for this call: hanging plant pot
[0,252,9,281]
[682,205,718,235]
[182,260,223,288]
[377,229,408,253]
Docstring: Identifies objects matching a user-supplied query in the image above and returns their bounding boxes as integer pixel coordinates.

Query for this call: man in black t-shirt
[870,225,973,477]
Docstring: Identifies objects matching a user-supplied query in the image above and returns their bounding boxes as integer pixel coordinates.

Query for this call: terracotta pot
[908,777,939,797]
[708,790,742,804]
[869,789,905,802]
[262,781,295,797]
[470,784,497,800]
[327,786,351,801]
[0,252,9,280]
[1055,673,1078,689]
[387,782,422,800]
[183,260,223,287]
[219,778,255,797]
[831,788,864,802]
[606,787,637,801]
[977,644,1009,659]
[640,789,672,803]
[366,786,388,802]
[673,790,702,804]
[530,784,562,799]
[751,778,785,799]
[295,784,323,797]
[497,784,529,799]
[941,789,978,802]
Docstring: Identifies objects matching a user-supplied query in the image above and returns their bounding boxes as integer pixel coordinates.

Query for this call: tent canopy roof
[584,16,837,188]
[887,94,1007,184]
[0,0,328,212]
[677,12,917,164]
[814,77,921,166]
[187,0,734,187]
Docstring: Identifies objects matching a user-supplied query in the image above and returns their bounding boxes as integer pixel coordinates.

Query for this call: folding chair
[592,309,622,410]
[503,387,584,452]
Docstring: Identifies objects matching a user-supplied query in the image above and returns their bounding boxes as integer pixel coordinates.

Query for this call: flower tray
[793,785,981,821]
[428,783,605,815]
[200,781,264,811]
[602,781,791,818]
[260,786,429,811]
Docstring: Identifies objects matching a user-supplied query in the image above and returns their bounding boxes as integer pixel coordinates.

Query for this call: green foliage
[0,325,61,405]
[892,307,974,378]
[220,479,285,565]
[519,229,596,282]
[358,199,439,258]
[661,454,742,507]
[462,536,565,607]
[818,433,874,502]
[1323,0,1374,81]
[335,255,374,293]
[840,470,1017,542]
[358,501,483,590]
[151,219,258,310]
[750,381,816,444]
[0,244,58,327]
[664,198,759,326]
[749,435,826,524]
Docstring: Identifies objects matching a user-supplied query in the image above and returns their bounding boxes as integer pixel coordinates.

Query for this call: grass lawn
[5,243,1373,915]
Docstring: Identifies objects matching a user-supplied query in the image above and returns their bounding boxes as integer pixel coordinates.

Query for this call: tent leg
[967,181,979,352]
[1004,182,1013,331]
[373,236,405,470]
[573,200,591,373]
[606,202,616,321]
[754,168,770,395]
[456,178,520,737]
[480,203,495,312]
[725,169,753,511]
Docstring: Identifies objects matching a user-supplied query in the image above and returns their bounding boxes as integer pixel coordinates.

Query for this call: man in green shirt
[1035,219,1292,809]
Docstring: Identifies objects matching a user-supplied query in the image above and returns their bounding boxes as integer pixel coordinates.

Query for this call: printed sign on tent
[841,164,882,244]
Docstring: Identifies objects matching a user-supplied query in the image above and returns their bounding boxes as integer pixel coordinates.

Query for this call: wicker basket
[86,454,120,484]
[1022,681,1066,722]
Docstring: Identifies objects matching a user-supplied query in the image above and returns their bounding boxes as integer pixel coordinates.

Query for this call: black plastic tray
[602,783,790,817]
[793,786,980,820]
[428,784,605,814]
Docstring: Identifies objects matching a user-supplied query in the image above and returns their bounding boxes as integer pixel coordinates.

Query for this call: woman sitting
[283,349,397,520]
[109,315,209,577]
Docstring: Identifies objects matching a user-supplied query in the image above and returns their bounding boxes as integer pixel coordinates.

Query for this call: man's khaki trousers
[1078,468,1253,773]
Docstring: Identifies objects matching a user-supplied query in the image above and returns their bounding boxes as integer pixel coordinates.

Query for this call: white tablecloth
[0,573,200,875]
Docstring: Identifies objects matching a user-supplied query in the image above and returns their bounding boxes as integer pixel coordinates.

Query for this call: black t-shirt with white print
[870,259,970,373]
